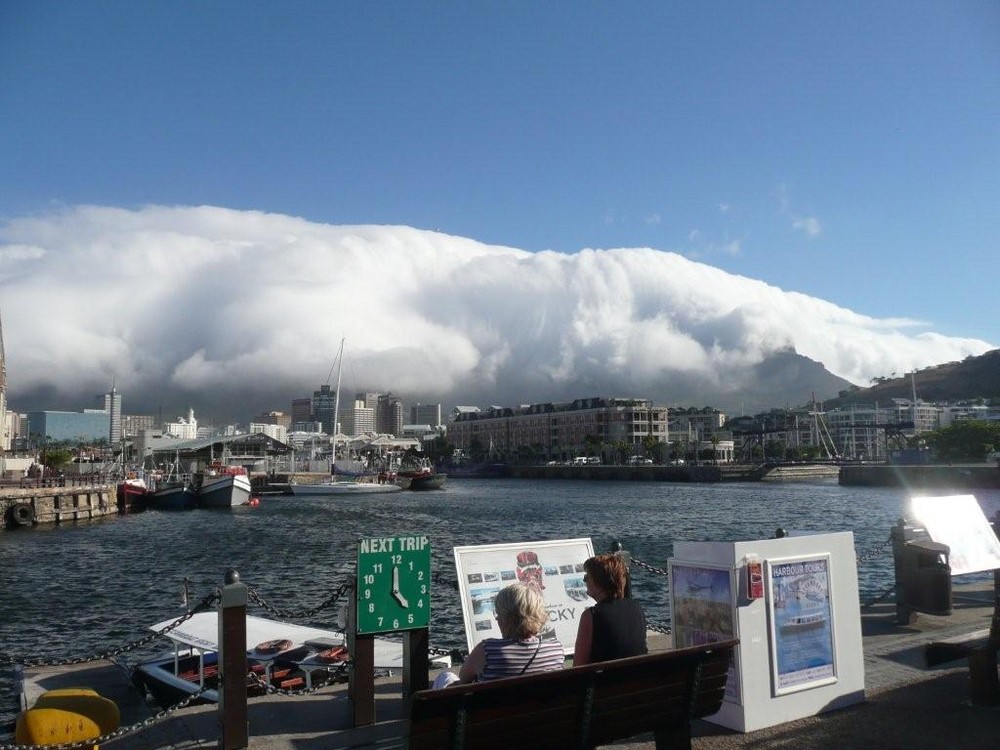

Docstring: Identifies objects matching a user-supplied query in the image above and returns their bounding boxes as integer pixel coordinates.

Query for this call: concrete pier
[13,581,999,750]
[1,484,117,530]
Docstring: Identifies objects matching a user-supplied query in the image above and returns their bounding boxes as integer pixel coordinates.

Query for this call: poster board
[765,555,837,695]
[453,537,595,654]
[910,494,1000,575]
[668,562,740,703]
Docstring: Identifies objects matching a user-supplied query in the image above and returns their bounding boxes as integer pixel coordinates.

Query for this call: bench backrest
[408,638,738,750]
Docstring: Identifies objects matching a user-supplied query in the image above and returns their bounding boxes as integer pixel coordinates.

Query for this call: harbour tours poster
[669,563,740,703]
[767,555,837,695]
[453,538,595,654]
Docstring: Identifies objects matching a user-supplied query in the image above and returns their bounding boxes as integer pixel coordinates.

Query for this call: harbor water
[3,478,999,735]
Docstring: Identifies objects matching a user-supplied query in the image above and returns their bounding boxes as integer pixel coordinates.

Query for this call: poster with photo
[766,555,837,695]
[453,538,595,654]
[669,562,740,703]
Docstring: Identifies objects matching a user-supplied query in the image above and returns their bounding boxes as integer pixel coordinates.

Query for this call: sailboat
[289,339,402,496]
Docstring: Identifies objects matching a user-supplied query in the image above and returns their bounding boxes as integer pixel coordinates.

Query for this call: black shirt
[589,598,648,663]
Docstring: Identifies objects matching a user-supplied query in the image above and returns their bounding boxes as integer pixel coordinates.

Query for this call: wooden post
[347,576,376,726]
[402,627,429,697]
[218,568,249,750]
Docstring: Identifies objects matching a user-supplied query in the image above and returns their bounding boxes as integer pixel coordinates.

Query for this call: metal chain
[0,686,211,750]
[647,620,672,635]
[629,556,670,577]
[248,580,352,620]
[0,592,220,668]
[861,584,898,609]
[856,534,893,565]
[245,661,351,696]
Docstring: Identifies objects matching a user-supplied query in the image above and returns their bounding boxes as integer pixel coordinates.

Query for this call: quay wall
[509,464,760,482]
[1,484,117,530]
[839,464,1000,489]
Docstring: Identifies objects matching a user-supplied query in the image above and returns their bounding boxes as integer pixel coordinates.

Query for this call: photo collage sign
[453,538,596,654]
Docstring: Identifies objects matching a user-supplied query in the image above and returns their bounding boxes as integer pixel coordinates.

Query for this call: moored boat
[197,465,252,508]
[116,476,149,513]
[150,480,197,511]
[133,611,448,706]
[397,457,447,490]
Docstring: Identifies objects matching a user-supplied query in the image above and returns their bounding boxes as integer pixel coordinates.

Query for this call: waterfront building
[123,413,156,438]
[105,385,122,444]
[163,408,198,439]
[290,397,312,425]
[340,401,375,436]
[447,397,669,462]
[410,403,442,429]
[26,409,111,443]
[312,385,337,435]
[250,422,288,443]
[377,393,404,436]
[254,410,292,429]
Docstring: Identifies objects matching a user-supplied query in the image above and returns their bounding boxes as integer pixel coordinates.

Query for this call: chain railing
[856,534,893,565]
[0,685,211,750]
[0,592,219,668]
[247,580,352,620]
[246,660,352,697]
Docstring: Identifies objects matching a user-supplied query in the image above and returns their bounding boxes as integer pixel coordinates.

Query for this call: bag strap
[519,637,543,675]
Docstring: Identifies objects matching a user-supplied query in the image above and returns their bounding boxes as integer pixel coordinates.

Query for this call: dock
[14,581,998,750]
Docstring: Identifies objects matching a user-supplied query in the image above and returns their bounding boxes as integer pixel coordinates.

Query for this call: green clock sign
[356,535,431,634]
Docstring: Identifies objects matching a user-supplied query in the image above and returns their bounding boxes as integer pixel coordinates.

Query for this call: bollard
[347,576,376,726]
[218,568,249,750]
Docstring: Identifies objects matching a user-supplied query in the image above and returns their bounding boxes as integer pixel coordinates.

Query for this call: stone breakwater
[1,484,117,530]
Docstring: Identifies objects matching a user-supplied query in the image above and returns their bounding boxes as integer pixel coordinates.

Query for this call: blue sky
[1,2,997,416]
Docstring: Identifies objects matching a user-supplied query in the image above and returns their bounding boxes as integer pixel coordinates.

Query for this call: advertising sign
[453,538,595,654]
[766,555,837,695]
[668,562,740,702]
[911,494,1000,575]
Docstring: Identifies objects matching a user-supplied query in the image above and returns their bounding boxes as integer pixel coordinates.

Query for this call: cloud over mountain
[0,205,993,422]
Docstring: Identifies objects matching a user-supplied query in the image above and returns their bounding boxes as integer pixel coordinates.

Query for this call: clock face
[356,535,431,634]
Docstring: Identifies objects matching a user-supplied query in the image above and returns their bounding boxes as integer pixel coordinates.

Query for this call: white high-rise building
[105,384,122,445]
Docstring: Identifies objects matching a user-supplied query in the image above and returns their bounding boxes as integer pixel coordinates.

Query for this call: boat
[133,611,449,706]
[397,457,447,490]
[197,464,252,508]
[288,338,403,496]
[780,611,826,632]
[116,475,149,514]
[149,457,197,511]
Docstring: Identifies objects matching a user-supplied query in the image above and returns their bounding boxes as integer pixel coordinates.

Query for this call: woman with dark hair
[573,553,647,666]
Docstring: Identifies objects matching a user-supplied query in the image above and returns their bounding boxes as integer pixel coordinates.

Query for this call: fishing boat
[196,464,252,508]
[133,611,449,706]
[397,457,447,490]
[149,456,197,510]
[116,475,149,514]
[288,338,402,496]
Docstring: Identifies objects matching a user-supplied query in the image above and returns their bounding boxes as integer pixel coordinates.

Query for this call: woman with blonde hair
[445,583,564,685]
[573,553,647,666]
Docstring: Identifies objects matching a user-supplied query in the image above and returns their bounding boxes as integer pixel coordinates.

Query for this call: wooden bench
[407,638,738,750]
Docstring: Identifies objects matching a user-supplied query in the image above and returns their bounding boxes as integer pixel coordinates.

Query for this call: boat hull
[404,472,447,490]
[198,473,252,508]
[289,480,402,495]
[151,484,197,511]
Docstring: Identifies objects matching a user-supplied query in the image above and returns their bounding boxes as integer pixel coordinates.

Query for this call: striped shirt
[479,636,565,682]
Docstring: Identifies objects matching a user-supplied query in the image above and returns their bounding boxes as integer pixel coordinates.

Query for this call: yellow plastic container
[15,707,102,749]
[16,690,120,749]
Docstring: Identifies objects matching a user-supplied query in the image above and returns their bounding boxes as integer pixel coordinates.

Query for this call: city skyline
[1,4,996,420]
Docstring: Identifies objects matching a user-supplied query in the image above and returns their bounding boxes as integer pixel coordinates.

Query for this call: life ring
[254,639,292,655]
[314,646,349,663]
[11,504,33,527]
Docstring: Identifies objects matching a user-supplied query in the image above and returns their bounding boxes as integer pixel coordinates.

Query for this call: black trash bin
[900,538,952,617]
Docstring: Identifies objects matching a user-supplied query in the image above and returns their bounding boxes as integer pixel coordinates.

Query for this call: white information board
[453,537,595,655]
[910,494,1000,575]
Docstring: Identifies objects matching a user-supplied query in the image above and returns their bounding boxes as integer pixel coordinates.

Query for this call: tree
[43,448,73,472]
[924,421,1000,462]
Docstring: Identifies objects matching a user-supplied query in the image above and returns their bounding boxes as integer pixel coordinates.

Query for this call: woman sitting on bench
[437,583,565,687]
[573,553,647,666]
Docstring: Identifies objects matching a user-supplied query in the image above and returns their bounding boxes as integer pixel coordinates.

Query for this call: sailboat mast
[331,338,345,477]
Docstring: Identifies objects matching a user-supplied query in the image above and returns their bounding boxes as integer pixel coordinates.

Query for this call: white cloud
[792,215,822,237]
[0,205,992,420]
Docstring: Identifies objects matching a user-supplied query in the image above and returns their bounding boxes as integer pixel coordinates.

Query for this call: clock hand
[391,565,410,607]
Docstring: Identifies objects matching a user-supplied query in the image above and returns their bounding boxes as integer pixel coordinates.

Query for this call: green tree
[43,448,73,472]
[924,421,1000,462]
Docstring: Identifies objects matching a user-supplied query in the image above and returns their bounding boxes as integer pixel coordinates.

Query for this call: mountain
[821,349,1000,409]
